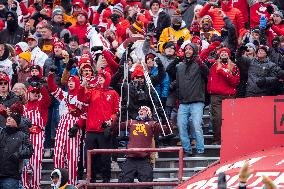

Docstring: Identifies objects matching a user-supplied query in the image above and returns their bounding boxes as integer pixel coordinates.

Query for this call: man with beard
[0,11,24,45]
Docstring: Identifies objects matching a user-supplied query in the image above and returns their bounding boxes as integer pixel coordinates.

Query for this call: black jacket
[0,92,19,127]
[0,126,33,180]
[176,44,209,104]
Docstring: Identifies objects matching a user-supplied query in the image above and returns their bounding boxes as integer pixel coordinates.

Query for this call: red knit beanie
[131,65,144,80]
[217,47,231,57]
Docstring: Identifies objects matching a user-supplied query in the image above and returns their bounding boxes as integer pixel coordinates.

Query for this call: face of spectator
[12,85,25,97]
[146,58,154,68]
[219,51,229,59]
[273,14,282,25]
[81,67,93,77]
[27,39,38,49]
[29,90,40,101]
[77,13,87,24]
[36,24,44,35]
[98,75,106,86]
[194,8,201,19]
[138,108,147,118]
[98,54,107,65]
[31,69,40,76]
[68,79,75,90]
[184,45,194,58]
[53,14,63,23]
[82,46,89,54]
[251,32,260,40]
[51,175,59,186]
[151,3,160,13]
[41,28,52,39]
[6,117,17,127]
[257,49,267,59]
[113,10,123,17]
[0,80,8,93]
[164,46,175,56]
[69,40,79,49]
[244,47,255,58]
[18,58,29,70]
[133,76,144,83]
[0,44,4,57]
[73,5,82,15]
[54,45,63,56]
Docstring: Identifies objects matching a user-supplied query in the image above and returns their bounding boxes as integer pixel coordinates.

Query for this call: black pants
[85,132,112,181]
[119,157,153,189]
[211,95,234,143]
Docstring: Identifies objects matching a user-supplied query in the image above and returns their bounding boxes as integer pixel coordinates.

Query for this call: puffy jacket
[236,55,282,97]
[176,43,209,104]
[159,27,191,52]
[150,66,170,98]
[0,26,24,45]
[80,71,120,132]
[0,92,19,127]
[69,22,89,45]
[207,63,240,95]
[199,0,247,37]
[0,126,33,180]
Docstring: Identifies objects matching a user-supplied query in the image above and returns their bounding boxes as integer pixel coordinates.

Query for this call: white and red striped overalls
[51,86,85,184]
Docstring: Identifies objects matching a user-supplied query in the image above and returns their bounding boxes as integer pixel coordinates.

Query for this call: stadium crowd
[0,0,282,187]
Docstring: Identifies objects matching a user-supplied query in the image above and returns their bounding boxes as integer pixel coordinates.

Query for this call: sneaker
[43,148,51,158]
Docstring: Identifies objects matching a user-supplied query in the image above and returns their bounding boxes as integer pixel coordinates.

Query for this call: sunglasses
[30,90,40,94]
[135,76,144,79]
[0,82,8,86]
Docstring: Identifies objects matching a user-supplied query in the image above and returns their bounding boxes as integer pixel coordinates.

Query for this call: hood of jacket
[68,75,80,96]
[221,0,232,11]
[184,43,199,63]
[51,168,69,188]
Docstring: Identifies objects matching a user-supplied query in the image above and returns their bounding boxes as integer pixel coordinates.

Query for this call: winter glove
[92,24,100,33]
[110,14,120,25]
[177,36,185,47]
[65,22,72,29]
[66,57,77,71]
[260,15,267,29]
[239,45,248,53]
[265,20,273,29]
[127,42,134,54]
[147,22,155,33]
[155,57,163,67]
[68,124,79,138]
[97,2,108,14]
[256,78,266,88]
[266,5,274,15]
[91,46,103,52]
[12,63,18,74]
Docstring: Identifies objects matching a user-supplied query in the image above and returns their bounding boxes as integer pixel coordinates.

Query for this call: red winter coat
[199,0,247,37]
[232,0,249,23]
[200,41,240,95]
[102,50,119,76]
[267,23,284,46]
[79,71,120,132]
[69,22,89,45]
[250,2,274,28]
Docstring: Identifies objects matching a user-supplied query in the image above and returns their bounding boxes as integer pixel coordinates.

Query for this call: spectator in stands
[199,15,220,43]
[176,43,209,156]
[0,11,24,45]
[68,10,89,45]
[38,23,54,56]
[67,36,82,57]
[12,83,27,104]
[51,6,66,38]
[27,34,48,68]
[0,102,33,189]
[0,43,13,78]
[16,51,31,83]
[50,168,77,189]
[179,0,204,27]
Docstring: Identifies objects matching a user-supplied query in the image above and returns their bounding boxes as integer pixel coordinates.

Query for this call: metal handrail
[77,147,184,188]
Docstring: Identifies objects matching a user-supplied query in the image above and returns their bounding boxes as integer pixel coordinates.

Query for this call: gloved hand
[147,22,155,33]
[110,14,120,25]
[239,45,248,53]
[127,42,134,54]
[266,5,274,15]
[68,124,79,138]
[155,57,163,67]
[91,46,103,52]
[66,57,77,71]
[177,36,185,47]
[260,15,267,29]
[97,2,108,14]
[265,20,273,29]
[256,78,266,88]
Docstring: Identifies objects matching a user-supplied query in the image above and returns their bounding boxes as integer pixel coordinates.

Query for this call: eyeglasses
[0,82,8,86]
[30,91,40,94]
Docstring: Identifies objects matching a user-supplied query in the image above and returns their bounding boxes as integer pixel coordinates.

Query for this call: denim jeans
[177,102,205,153]
[0,178,20,189]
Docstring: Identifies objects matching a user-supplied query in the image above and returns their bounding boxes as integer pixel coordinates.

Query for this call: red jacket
[102,50,119,76]
[267,23,284,46]
[69,22,89,44]
[199,0,247,37]
[200,41,240,95]
[233,0,249,23]
[250,2,274,28]
[79,71,120,132]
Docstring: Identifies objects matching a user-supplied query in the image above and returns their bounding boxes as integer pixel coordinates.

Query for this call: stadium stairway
[40,107,221,189]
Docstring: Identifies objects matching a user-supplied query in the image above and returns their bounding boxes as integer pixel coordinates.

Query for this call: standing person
[73,70,119,183]
[22,84,51,189]
[0,43,13,79]
[27,35,48,68]
[48,72,84,185]
[201,45,240,144]
[0,103,33,189]
[179,0,205,27]
[176,43,209,156]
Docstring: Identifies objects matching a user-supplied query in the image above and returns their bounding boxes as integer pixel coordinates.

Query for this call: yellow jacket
[158,27,191,52]
[58,183,78,189]
[64,14,77,25]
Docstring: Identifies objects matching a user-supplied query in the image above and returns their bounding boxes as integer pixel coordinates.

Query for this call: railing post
[86,150,92,185]
[178,147,184,184]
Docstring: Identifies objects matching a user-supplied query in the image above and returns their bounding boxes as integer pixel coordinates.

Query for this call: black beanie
[257,45,269,56]
[9,102,23,127]
[163,41,175,51]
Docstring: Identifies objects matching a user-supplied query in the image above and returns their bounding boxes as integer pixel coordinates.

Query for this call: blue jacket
[150,66,170,98]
